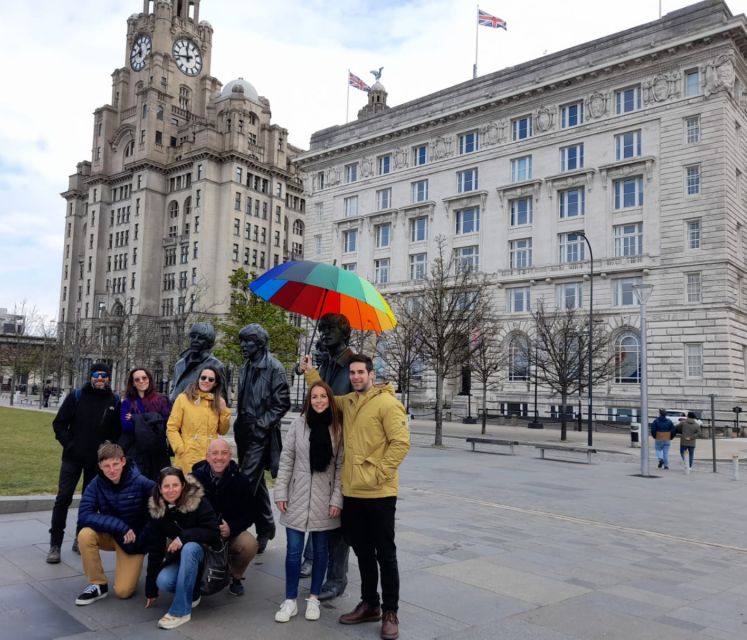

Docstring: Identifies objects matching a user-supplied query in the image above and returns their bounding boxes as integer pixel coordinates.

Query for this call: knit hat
[658,409,667,416]
[90,361,112,377]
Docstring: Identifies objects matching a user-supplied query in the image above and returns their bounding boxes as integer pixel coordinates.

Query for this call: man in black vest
[235,323,290,553]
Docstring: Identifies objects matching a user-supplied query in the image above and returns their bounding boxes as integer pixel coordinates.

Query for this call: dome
[371,81,386,92]
[221,77,259,102]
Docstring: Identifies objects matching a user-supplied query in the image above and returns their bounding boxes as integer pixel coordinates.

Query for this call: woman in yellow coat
[167,366,231,471]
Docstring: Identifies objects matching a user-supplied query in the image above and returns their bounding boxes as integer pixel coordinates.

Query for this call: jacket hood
[148,474,205,519]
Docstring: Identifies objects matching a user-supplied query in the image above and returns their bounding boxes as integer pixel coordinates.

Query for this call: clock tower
[58,0,306,390]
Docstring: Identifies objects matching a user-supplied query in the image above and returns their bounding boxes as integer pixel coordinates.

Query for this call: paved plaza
[2,421,747,639]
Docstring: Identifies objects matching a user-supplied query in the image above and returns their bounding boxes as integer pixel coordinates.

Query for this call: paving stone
[0,583,90,640]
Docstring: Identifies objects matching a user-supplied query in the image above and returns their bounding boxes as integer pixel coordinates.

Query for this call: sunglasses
[91,372,109,379]
[199,375,216,383]
[133,376,148,382]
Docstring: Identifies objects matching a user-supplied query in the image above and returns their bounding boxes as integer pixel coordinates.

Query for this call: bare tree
[469,313,508,435]
[398,236,490,446]
[532,301,614,441]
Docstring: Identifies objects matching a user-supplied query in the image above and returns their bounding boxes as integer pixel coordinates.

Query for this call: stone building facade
[58,0,306,388]
[296,0,747,421]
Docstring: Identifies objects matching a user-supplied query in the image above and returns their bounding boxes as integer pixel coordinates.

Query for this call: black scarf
[307,407,334,473]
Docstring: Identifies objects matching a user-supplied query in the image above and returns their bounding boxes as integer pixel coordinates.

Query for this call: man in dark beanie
[47,362,121,564]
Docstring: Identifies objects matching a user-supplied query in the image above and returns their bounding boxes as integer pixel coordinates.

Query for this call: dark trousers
[49,458,96,546]
[342,496,399,612]
[303,527,350,594]
[238,437,275,539]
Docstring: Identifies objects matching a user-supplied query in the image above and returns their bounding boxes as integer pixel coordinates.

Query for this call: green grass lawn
[0,407,71,495]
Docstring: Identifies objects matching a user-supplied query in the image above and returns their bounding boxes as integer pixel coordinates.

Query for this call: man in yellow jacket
[302,353,409,640]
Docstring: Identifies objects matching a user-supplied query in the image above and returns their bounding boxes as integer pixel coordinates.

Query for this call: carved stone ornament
[360,157,374,178]
[704,54,736,98]
[586,91,608,119]
[479,121,501,147]
[327,167,341,187]
[432,135,453,161]
[644,71,680,104]
[535,107,554,133]
[393,147,409,169]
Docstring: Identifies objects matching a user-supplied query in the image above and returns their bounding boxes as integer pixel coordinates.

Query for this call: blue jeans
[680,445,695,467]
[655,440,671,466]
[285,528,328,599]
[156,542,204,617]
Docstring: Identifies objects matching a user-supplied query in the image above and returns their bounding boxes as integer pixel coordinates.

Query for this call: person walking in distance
[301,353,409,640]
[650,409,676,470]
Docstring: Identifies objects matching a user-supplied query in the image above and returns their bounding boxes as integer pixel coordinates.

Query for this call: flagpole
[346,69,350,123]
[473,5,479,79]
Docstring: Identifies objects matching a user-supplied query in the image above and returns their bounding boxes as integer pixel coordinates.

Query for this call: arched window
[615,332,640,383]
[168,200,179,218]
[292,219,304,235]
[183,196,192,217]
[124,140,135,158]
[111,302,124,317]
[156,105,164,121]
[508,334,529,381]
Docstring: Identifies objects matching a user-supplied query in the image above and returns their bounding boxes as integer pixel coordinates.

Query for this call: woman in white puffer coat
[273,379,343,623]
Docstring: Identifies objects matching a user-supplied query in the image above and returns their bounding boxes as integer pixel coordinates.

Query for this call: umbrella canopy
[249,260,397,333]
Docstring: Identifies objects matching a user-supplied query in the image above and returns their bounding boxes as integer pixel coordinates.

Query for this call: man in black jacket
[169,323,227,402]
[191,438,258,596]
[235,323,290,553]
[47,362,121,564]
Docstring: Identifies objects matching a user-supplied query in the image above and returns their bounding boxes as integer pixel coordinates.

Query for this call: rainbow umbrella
[249,260,397,333]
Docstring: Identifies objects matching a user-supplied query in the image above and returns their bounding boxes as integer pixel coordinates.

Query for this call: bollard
[733,454,740,481]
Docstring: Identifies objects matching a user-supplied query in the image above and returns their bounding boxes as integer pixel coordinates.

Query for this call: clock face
[130,35,151,72]
[172,38,202,76]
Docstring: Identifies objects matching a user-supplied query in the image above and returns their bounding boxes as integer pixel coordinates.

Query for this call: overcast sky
[1,0,745,322]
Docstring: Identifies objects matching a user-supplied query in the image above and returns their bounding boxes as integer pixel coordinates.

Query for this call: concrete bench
[535,443,597,464]
[466,437,520,455]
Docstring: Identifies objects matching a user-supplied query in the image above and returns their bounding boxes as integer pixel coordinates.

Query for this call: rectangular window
[684,69,700,97]
[558,188,585,218]
[510,238,532,268]
[233,218,240,236]
[510,197,532,226]
[413,144,427,166]
[557,282,583,309]
[457,168,478,193]
[507,287,531,312]
[458,130,478,154]
[686,165,700,195]
[235,167,243,182]
[409,253,427,280]
[410,216,427,242]
[614,176,644,209]
[511,156,532,182]
[232,243,239,262]
[560,143,584,171]
[559,232,585,263]
[234,192,241,211]
[455,207,480,234]
[685,115,701,144]
[685,343,703,378]
[614,222,643,256]
[343,229,358,253]
[411,179,428,203]
[316,171,325,190]
[344,163,358,183]
[511,115,533,141]
[613,277,641,306]
[455,245,479,272]
[560,101,584,128]
[376,188,392,210]
[615,131,642,160]
[615,85,641,114]
[374,258,390,284]
[342,262,356,272]
[314,234,322,256]
[687,220,701,249]
[378,154,391,175]
[344,195,359,218]
[375,223,391,248]
[686,272,702,303]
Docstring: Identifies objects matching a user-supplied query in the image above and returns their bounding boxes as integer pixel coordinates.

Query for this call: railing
[120,106,137,121]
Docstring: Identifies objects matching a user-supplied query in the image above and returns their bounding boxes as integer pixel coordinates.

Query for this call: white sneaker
[275,598,298,623]
[305,598,321,621]
[158,613,191,629]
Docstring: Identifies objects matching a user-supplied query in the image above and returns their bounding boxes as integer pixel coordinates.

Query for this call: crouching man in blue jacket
[75,441,155,605]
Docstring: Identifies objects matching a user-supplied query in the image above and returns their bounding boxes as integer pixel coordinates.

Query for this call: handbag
[199,541,230,595]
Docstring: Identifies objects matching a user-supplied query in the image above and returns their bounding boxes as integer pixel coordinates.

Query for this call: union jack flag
[348,71,370,92]
[478,9,507,30]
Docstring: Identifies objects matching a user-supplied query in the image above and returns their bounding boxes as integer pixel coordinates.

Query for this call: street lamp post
[576,231,594,447]
[529,337,543,429]
[632,283,654,477]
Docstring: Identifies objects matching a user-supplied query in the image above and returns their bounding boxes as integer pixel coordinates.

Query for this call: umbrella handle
[296,287,329,373]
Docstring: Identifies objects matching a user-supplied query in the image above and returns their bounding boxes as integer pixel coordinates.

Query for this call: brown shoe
[339,601,382,625]
[381,610,399,640]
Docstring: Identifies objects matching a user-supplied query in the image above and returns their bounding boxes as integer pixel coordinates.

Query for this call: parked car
[665,409,702,427]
